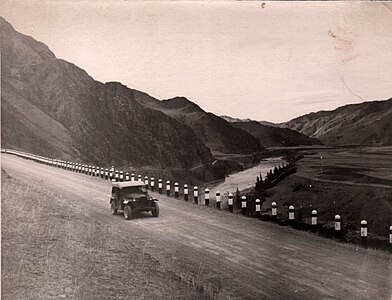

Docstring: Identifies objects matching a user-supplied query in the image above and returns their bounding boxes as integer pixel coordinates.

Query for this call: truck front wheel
[124,205,132,220]
[151,202,159,217]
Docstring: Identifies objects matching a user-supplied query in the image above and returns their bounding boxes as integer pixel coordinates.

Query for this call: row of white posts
[272,202,392,248]
[3,148,392,249]
[1,149,256,210]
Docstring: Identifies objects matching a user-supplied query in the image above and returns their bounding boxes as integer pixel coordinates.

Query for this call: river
[207,157,283,199]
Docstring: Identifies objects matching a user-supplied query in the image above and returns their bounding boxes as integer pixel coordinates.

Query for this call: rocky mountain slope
[281,99,392,146]
[231,121,322,147]
[133,92,264,156]
[1,17,215,175]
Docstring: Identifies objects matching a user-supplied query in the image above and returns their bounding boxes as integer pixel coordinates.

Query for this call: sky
[1,1,392,122]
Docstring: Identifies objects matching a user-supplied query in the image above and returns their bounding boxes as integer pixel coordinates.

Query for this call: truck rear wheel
[124,205,132,220]
[111,201,118,215]
[151,202,159,217]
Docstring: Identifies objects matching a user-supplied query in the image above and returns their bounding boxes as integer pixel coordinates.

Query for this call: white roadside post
[119,171,124,182]
[115,170,119,182]
[158,179,163,194]
[145,176,149,188]
[150,177,155,191]
[193,186,198,204]
[361,220,368,248]
[109,166,114,180]
[138,174,142,182]
[334,215,342,239]
[241,196,247,215]
[389,226,392,253]
[216,191,221,210]
[125,172,129,181]
[166,180,171,196]
[255,199,261,218]
[311,210,318,232]
[289,205,295,222]
[174,182,179,198]
[271,202,277,221]
[105,169,109,180]
[204,188,210,206]
[184,184,189,201]
[228,193,234,213]
[131,173,135,181]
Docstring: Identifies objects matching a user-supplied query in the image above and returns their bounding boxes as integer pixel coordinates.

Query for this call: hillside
[133,92,264,156]
[281,99,392,146]
[230,121,322,147]
[1,17,215,175]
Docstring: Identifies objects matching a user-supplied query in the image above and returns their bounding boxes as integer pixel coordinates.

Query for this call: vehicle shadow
[117,211,156,221]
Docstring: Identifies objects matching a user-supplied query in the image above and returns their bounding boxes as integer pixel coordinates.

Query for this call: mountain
[133,92,264,157]
[231,121,322,147]
[220,115,253,123]
[221,115,321,147]
[1,17,217,179]
[221,115,277,127]
[281,99,392,146]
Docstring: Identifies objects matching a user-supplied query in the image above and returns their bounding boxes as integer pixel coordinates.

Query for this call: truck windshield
[121,186,147,196]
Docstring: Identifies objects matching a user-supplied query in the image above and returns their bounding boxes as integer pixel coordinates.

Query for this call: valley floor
[263,146,392,242]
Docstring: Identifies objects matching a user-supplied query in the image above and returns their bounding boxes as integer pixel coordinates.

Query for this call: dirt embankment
[1,170,207,299]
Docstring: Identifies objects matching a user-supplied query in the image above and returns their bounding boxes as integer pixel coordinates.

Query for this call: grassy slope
[1,169,206,299]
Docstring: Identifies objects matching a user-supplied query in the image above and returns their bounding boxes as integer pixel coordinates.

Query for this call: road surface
[2,154,392,299]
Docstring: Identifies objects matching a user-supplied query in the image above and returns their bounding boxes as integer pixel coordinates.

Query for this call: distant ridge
[220,115,253,123]
[281,99,392,146]
[220,116,321,147]
[221,115,277,127]
[133,94,265,156]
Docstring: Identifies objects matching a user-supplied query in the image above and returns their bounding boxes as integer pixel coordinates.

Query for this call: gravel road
[2,154,392,299]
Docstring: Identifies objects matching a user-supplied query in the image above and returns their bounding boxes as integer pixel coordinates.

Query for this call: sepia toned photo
[1,1,392,299]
